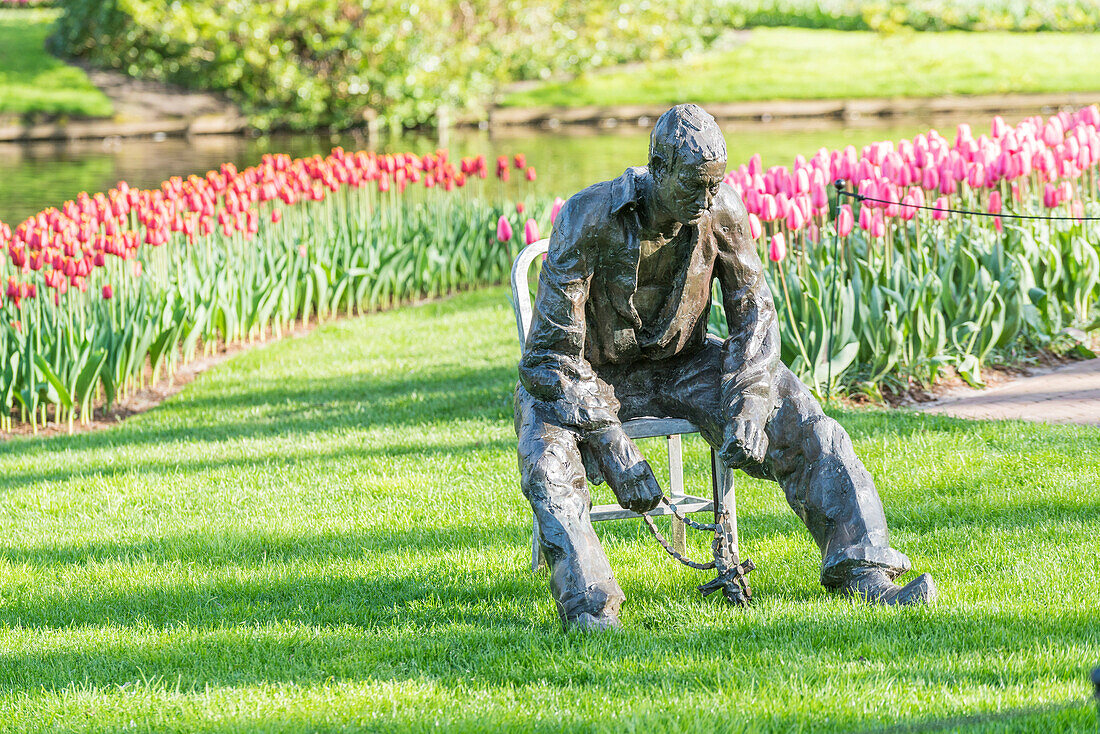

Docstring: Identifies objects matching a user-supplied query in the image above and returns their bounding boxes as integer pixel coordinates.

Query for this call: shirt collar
[610,166,648,215]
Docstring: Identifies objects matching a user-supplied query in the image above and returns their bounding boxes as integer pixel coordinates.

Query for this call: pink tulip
[932,196,949,221]
[836,204,854,237]
[991,115,1008,139]
[1043,183,1059,208]
[768,232,786,262]
[748,213,762,240]
[811,182,828,211]
[870,210,886,238]
[921,167,939,191]
[786,204,805,232]
[761,194,778,221]
[987,191,1002,215]
[524,218,540,245]
[496,215,513,243]
[859,204,872,231]
[550,196,565,224]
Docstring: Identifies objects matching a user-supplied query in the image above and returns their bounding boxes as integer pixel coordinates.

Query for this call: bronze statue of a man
[515,104,936,631]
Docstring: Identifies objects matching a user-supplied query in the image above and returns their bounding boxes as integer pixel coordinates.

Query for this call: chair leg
[667,434,686,555]
[711,449,739,559]
[531,510,545,572]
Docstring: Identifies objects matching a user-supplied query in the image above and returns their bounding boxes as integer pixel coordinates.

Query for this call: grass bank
[0,8,111,118]
[0,285,1097,732]
[501,28,1100,109]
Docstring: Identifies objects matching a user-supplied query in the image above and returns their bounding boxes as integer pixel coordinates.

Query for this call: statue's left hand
[719,417,768,468]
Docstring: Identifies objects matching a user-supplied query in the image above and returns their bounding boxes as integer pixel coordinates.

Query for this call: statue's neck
[639,171,683,241]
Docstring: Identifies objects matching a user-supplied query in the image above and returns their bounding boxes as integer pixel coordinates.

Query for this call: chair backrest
[510,238,550,352]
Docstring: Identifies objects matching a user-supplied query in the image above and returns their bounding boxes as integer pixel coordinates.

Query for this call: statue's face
[653,153,727,225]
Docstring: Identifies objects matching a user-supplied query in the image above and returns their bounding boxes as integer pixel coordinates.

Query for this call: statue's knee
[521,441,585,503]
[800,415,849,464]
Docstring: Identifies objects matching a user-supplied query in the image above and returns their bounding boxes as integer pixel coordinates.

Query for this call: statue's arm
[714,187,781,440]
[518,198,619,433]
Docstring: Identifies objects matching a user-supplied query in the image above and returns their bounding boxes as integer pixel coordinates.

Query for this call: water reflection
[0,116,987,224]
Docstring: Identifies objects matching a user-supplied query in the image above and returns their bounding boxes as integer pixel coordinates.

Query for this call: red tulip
[102,284,114,300]
[526,166,537,182]
[271,208,282,224]
[515,202,525,215]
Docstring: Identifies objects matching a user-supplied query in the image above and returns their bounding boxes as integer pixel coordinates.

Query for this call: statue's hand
[719,417,768,468]
[585,425,662,514]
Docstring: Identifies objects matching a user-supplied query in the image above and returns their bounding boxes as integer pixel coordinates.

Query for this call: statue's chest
[634,230,693,320]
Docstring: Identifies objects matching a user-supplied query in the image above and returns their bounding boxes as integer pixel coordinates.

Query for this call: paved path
[917,358,1100,426]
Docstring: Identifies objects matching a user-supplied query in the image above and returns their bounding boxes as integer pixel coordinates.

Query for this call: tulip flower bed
[715,105,1100,398]
[5,107,1100,434]
[0,149,549,434]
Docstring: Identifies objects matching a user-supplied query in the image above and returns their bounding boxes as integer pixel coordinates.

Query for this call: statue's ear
[650,152,666,180]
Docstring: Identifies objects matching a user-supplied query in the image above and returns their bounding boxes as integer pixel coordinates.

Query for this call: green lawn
[0,8,112,118]
[0,285,1097,732]
[502,28,1100,109]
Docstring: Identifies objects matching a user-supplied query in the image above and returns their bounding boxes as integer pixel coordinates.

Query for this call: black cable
[833,178,1100,221]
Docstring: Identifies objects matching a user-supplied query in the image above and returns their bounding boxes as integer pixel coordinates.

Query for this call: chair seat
[590,494,713,522]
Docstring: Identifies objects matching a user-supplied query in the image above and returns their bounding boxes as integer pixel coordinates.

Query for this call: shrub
[48,0,722,131]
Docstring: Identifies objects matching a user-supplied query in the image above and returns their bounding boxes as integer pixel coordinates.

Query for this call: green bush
[48,0,722,131]
[48,0,1100,131]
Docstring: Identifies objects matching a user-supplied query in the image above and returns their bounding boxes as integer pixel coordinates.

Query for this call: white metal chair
[511,238,739,572]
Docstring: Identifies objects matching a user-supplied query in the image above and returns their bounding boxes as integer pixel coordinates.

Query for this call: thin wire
[839,189,1100,221]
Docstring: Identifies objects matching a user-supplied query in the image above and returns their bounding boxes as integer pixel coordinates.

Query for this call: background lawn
[0,8,112,118]
[501,28,1100,109]
[0,286,1096,732]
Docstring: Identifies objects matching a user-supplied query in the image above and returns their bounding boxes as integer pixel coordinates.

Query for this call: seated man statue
[515,104,936,632]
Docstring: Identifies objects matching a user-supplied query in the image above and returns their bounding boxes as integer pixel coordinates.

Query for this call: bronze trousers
[514,338,910,624]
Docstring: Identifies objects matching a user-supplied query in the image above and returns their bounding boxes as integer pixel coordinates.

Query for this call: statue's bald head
[649,104,727,171]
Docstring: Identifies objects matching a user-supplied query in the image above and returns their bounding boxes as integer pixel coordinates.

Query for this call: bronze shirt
[519,166,780,433]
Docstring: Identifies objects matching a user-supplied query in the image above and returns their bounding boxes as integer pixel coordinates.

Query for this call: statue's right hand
[585,425,663,514]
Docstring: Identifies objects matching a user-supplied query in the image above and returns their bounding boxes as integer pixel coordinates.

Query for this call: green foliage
[47,0,722,131]
[46,0,1100,129]
[720,0,1100,33]
[0,8,113,118]
[712,203,1100,399]
[502,28,1100,109]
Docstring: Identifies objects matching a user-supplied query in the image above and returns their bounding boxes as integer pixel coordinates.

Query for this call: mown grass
[0,285,1096,732]
[0,8,112,118]
[502,28,1100,109]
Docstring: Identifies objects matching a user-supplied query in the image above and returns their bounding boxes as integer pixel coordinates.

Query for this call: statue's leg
[761,366,912,588]
[626,340,922,596]
[515,386,625,630]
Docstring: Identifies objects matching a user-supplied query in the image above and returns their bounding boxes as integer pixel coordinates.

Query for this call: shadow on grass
[0,361,518,492]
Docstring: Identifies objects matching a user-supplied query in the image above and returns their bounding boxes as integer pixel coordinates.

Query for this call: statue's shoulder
[713,180,747,220]
[555,167,643,245]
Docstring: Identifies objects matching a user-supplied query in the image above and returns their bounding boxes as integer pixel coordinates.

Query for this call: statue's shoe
[840,567,938,606]
[564,611,621,632]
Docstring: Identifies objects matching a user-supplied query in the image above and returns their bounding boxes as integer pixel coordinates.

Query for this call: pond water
[0,115,992,225]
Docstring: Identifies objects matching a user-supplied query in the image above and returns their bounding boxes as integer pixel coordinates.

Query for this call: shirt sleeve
[518,197,620,432]
[713,186,781,426]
